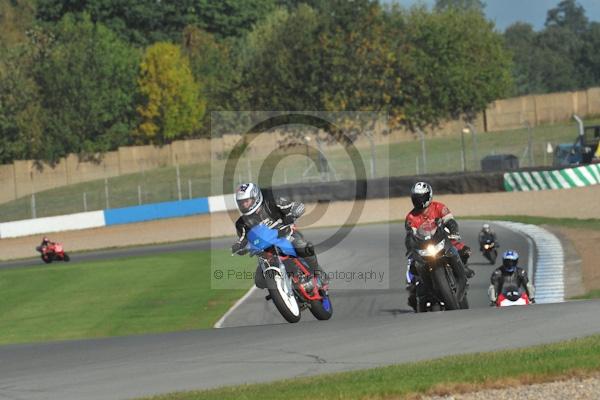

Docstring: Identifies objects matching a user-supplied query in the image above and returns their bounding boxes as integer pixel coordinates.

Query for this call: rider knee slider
[303,242,315,257]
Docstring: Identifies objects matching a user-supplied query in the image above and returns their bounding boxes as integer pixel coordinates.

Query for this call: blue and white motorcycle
[234,224,332,323]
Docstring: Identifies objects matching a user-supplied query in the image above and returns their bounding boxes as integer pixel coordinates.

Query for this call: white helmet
[235,183,263,215]
[410,181,432,210]
[482,223,490,232]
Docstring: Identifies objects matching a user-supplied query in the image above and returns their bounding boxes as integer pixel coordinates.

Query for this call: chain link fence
[0,119,587,223]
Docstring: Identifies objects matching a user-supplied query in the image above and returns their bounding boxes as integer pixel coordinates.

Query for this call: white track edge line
[214,286,258,329]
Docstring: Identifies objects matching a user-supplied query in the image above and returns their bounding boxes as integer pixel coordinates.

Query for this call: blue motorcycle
[234,224,332,323]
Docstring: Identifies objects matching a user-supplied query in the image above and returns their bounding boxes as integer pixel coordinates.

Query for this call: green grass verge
[0,249,254,345]
[573,290,600,299]
[2,117,596,222]
[462,215,600,231]
[135,334,600,400]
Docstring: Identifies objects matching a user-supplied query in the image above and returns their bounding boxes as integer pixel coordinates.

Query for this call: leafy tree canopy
[136,42,205,144]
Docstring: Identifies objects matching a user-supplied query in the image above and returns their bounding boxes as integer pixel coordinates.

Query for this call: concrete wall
[485,87,600,131]
[3,87,600,203]
[0,164,16,204]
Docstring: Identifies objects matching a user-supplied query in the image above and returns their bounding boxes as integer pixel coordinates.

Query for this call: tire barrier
[495,221,565,304]
[504,164,600,191]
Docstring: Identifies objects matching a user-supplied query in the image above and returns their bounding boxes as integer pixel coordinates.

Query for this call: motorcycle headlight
[417,240,445,257]
[484,244,490,249]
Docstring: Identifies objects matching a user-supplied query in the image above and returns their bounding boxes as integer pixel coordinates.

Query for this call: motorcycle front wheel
[432,266,460,310]
[490,249,498,264]
[266,272,301,323]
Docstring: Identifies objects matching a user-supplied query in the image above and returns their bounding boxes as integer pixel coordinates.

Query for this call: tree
[238,5,322,110]
[535,25,582,92]
[318,0,400,114]
[182,26,238,112]
[34,14,140,159]
[0,45,47,163]
[36,0,278,44]
[195,0,278,38]
[135,42,205,144]
[545,0,588,35]
[36,0,197,45]
[394,7,512,129]
[504,22,546,95]
[0,0,46,163]
[0,0,36,48]
[579,22,600,87]
[434,0,485,14]
[505,1,595,95]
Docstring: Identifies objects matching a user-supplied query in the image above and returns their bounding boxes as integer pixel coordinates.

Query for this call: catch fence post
[104,178,110,209]
[176,164,182,201]
[31,193,36,219]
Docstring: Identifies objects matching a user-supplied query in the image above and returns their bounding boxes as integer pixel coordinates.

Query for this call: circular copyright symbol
[221,112,369,253]
[213,269,224,280]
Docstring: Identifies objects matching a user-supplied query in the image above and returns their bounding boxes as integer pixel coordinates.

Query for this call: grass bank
[135,334,600,400]
[0,249,254,345]
[463,215,600,231]
[573,290,600,299]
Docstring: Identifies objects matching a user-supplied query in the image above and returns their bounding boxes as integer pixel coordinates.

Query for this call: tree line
[0,0,595,164]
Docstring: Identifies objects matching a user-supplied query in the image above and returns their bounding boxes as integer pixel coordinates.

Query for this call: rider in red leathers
[405,182,474,311]
[36,236,53,253]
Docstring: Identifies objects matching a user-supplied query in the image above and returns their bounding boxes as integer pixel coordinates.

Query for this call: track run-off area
[0,221,599,400]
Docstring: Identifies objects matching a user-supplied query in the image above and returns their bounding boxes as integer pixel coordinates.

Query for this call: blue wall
[104,198,210,226]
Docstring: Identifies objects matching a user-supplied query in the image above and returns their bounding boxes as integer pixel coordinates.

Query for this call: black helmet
[410,181,433,210]
[235,183,263,215]
[502,250,519,272]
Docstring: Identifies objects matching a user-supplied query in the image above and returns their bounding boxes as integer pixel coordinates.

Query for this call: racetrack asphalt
[1,222,598,400]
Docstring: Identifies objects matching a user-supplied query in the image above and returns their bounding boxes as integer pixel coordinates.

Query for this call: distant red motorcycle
[37,243,70,264]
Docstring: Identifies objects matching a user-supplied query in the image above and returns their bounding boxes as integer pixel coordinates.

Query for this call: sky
[389,0,600,31]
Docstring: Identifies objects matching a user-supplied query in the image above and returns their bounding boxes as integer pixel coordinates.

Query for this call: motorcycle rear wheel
[63,253,70,262]
[309,291,333,320]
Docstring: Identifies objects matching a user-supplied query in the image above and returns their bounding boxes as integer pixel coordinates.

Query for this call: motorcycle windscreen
[415,219,439,241]
[247,224,298,257]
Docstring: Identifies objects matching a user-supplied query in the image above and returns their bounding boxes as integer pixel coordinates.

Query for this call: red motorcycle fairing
[496,292,530,307]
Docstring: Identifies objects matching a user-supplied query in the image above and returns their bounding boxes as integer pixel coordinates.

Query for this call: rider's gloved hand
[290,203,305,218]
[282,214,295,226]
